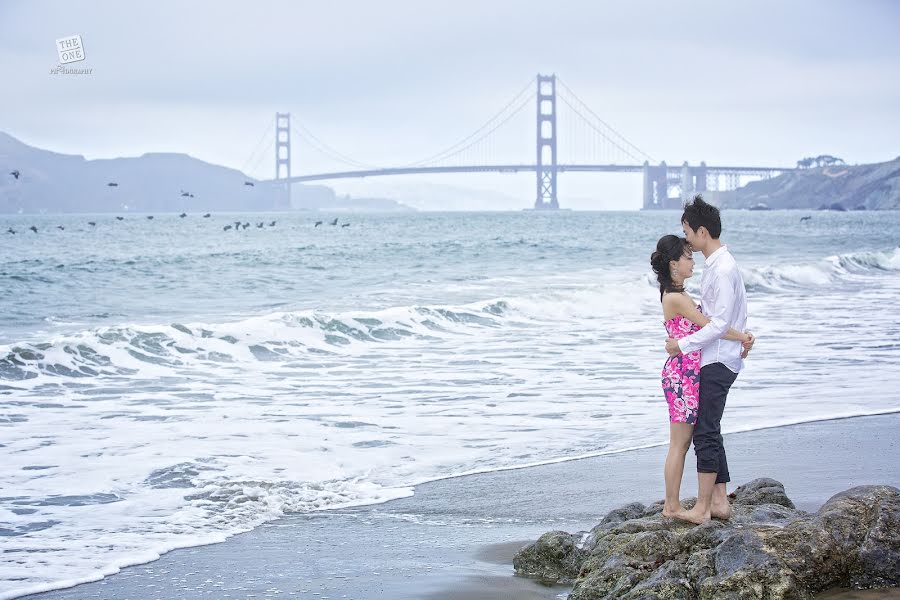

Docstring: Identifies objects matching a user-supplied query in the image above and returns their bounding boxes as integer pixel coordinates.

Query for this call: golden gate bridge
[238,75,793,210]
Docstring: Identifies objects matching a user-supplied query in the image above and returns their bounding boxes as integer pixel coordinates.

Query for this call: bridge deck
[268,164,793,184]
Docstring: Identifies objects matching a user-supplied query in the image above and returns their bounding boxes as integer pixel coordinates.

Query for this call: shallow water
[1,209,899,598]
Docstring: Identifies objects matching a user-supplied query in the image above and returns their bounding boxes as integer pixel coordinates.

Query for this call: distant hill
[0,132,413,214]
[719,157,900,210]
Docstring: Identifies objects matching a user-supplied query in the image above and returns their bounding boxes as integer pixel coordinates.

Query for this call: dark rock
[737,502,797,524]
[732,477,795,509]
[642,500,665,518]
[513,478,900,599]
[512,530,586,584]
[818,486,900,588]
[711,530,778,576]
[625,559,693,599]
[600,502,647,528]
[676,520,726,555]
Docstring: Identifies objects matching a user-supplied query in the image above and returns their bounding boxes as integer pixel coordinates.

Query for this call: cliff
[722,157,900,210]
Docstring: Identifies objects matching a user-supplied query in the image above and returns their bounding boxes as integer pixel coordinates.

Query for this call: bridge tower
[642,161,671,209]
[643,161,653,209]
[275,112,292,209]
[534,74,559,210]
[694,162,708,193]
[679,161,709,203]
[681,162,693,202]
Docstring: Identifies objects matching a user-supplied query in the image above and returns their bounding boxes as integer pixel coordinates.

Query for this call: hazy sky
[2,0,898,209]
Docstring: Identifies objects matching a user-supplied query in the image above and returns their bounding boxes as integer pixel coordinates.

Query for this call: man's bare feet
[710,499,733,520]
[673,508,709,525]
[710,507,732,520]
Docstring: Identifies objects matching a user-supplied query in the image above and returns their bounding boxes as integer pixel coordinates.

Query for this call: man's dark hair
[681,194,721,239]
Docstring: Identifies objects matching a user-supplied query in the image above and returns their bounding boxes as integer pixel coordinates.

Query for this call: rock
[512,530,587,584]
[513,479,900,599]
[731,477,795,509]
[600,502,646,528]
[818,486,900,588]
[711,530,775,576]
[625,559,693,599]
[641,501,666,518]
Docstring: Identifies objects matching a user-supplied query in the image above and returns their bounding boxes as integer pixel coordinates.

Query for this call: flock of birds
[5,170,351,234]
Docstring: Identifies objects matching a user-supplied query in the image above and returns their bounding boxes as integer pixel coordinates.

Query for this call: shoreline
[17,411,900,600]
[7,409,897,600]
[407,407,900,488]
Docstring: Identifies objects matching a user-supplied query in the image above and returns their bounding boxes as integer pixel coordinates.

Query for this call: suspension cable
[402,78,535,167]
[240,117,275,175]
[557,94,648,163]
[556,77,654,163]
[292,124,379,170]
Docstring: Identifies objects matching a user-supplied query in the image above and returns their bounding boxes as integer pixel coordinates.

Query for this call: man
[664,195,753,524]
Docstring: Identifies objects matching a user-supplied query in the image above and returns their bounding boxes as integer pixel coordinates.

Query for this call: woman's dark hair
[681,194,721,239]
[650,234,689,301]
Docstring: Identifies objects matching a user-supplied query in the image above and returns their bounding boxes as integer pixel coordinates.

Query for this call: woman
[650,234,752,518]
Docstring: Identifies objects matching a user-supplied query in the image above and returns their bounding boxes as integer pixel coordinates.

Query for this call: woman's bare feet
[673,507,710,525]
[662,503,682,518]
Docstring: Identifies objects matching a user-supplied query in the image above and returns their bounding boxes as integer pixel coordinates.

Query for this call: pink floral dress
[662,306,702,424]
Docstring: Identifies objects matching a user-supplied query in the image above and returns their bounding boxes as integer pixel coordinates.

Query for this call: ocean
[1,209,899,598]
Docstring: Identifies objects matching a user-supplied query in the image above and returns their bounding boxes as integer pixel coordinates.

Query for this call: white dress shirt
[677,245,747,374]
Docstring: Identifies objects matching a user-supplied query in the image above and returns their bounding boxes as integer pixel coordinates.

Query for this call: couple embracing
[650,195,754,525]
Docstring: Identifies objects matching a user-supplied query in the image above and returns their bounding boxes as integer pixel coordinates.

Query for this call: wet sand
[24,412,900,599]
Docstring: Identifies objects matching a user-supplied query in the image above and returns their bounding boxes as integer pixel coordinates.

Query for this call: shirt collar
[705,245,728,267]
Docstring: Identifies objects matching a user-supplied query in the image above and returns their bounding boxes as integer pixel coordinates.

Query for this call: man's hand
[665,337,681,357]
[741,331,755,359]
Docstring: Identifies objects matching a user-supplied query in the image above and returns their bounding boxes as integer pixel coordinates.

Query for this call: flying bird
[57,225,65,230]
[179,213,187,218]
[107,182,118,187]
[244,181,255,187]
[341,223,350,228]
[203,213,211,218]
[800,216,812,222]
[329,218,338,226]
[10,170,20,179]
[180,191,190,197]
[29,225,37,233]
[115,216,124,221]
[88,221,96,226]
[6,228,15,234]
[146,215,154,220]
[223,225,233,231]
[256,222,264,228]
[242,222,250,230]
[268,220,276,227]
[314,221,322,227]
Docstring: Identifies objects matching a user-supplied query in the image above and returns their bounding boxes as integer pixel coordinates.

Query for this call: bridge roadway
[267,164,792,185]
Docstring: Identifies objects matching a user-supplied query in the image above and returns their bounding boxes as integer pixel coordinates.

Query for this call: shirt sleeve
[677,268,736,354]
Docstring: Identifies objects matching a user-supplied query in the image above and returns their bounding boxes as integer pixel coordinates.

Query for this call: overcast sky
[2,0,898,209]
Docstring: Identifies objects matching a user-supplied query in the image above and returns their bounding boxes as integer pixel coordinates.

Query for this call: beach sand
[23,413,900,600]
